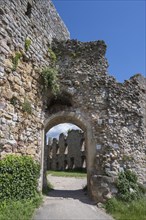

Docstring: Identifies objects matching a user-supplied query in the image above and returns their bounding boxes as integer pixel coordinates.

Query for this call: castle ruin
[47,130,86,171]
[0,0,145,202]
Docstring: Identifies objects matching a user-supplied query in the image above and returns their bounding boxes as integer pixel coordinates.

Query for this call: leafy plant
[0,155,40,201]
[22,99,32,114]
[116,170,143,202]
[41,67,60,96]
[48,48,56,62]
[25,38,31,52]
[12,52,22,71]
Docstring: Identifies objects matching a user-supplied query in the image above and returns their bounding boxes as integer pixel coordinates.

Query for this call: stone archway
[41,111,96,197]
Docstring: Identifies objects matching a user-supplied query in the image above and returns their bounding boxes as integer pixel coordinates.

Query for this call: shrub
[41,67,60,96]
[0,155,40,201]
[116,170,143,202]
[12,52,22,71]
[24,38,31,52]
[22,99,32,114]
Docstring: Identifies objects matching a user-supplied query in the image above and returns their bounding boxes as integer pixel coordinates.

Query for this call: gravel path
[47,174,87,190]
[33,175,114,220]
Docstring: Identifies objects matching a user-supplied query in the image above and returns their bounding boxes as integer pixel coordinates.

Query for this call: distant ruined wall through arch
[47,129,86,171]
[0,0,146,202]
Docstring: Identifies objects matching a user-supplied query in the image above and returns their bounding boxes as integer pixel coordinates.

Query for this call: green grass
[47,170,87,178]
[0,194,42,220]
[105,197,146,220]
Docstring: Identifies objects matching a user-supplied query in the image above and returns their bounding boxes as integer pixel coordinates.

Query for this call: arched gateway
[41,111,96,197]
[1,0,145,203]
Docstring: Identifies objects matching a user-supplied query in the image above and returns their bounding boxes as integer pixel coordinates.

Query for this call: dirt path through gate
[33,174,114,220]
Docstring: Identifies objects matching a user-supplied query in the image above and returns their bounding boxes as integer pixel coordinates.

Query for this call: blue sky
[53,0,145,82]
[47,123,81,140]
[48,0,145,138]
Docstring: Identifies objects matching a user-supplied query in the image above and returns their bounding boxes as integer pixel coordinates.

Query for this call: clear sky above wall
[53,0,145,82]
[47,123,81,139]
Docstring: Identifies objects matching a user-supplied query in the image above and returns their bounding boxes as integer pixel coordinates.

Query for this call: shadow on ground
[45,189,96,205]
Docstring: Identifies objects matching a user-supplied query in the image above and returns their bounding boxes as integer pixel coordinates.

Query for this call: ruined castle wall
[0,0,69,161]
[49,40,146,188]
[66,130,85,169]
[0,0,145,202]
[48,130,86,170]
[0,0,69,64]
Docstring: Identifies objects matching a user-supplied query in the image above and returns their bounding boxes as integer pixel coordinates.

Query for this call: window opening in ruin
[56,145,59,155]
[81,141,85,152]
[81,156,86,169]
[70,157,75,169]
[56,162,59,170]
[25,2,32,18]
[64,145,68,155]
[64,160,68,170]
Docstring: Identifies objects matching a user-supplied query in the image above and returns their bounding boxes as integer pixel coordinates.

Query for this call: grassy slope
[47,170,87,178]
[0,194,42,220]
[105,197,146,220]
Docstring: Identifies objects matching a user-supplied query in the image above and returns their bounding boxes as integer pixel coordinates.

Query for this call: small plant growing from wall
[22,99,32,114]
[24,38,31,52]
[41,67,60,96]
[122,154,134,162]
[10,96,18,106]
[48,48,56,63]
[12,51,22,71]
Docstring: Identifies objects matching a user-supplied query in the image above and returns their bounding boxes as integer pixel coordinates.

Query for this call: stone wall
[47,130,86,170]
[50,39,146,201]
[0,0,145,202]
[0,0,69,161]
